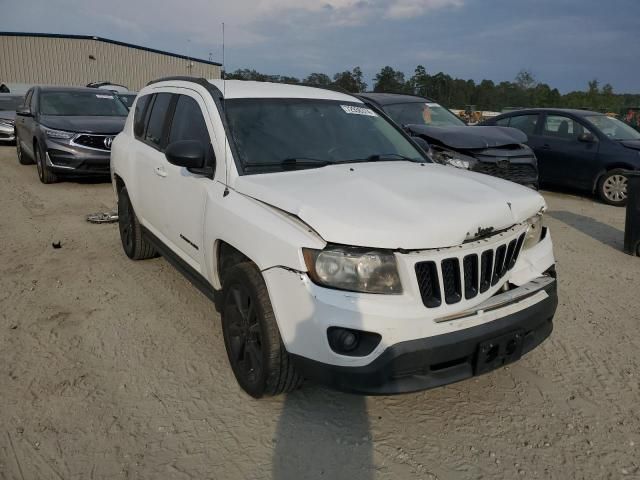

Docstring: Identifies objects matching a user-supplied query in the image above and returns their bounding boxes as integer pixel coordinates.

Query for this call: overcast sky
[2,0,639,93]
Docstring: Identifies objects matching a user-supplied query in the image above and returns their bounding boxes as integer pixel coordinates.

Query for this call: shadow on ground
[548,210,624,250]
[272,386,373,480]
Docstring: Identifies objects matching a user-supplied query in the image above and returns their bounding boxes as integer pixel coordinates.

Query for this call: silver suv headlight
[0,118,14,128]
[431,147,477,170]
[42,126,74,139]
[303,246,402,294]
[523,214,544,249]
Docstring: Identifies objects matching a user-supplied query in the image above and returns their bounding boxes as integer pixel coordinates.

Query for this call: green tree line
[225,66,640,113]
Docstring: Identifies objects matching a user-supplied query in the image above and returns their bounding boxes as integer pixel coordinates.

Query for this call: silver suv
[15,86,128,183]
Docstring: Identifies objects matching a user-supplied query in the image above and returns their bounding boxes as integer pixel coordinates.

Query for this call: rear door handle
[540,144,551,150]
[154,166,167,177]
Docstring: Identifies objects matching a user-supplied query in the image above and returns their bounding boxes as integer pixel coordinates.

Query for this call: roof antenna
[222,22,230,197]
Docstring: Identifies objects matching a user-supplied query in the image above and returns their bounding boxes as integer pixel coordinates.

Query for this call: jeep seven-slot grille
[415,233,526,309]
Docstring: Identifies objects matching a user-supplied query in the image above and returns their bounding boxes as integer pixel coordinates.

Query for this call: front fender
[203,185,326,289]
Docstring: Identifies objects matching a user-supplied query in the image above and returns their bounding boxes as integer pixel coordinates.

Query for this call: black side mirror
[16,107,32,117]
[578,132,596,143]
[165,140,205,168]
[165,140,215,178]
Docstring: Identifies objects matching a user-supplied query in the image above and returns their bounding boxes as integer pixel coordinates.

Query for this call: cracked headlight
[42,126,74,139]
[303,246,402,294]
[432,147,477,170]
[523,214,544,249]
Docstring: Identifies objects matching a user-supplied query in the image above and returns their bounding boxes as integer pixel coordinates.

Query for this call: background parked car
[0,94,23,143]
[359,93,539,188]
[116,92,138,110]
[86,81,130,94]
[481,108,640,206]
[15,86,129,183]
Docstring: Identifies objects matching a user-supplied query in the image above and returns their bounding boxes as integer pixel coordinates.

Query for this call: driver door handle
[540,144,551,150]
[154,166,167,178]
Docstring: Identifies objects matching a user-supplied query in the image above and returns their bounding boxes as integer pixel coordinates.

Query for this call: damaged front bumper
[263,226,556,394]
[291,276,556,394]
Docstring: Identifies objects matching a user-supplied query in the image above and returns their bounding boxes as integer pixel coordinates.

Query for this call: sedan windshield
[40,91,129,116]
[384,102,466,127]
[225,99,425,172]
[0,95,24,111]
[586,115,640,141]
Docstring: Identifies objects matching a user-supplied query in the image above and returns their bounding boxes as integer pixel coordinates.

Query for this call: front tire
[221,263,302,398]
[117,186,157,260]
[598,169,628,206]
[34,142,58,184]
[16,138,34,165]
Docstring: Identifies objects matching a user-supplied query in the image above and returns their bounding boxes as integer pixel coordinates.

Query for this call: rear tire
[34,142,58,184]
[597,169,628,206]
[221,262,302,398]
[117,186,157,260]
[17,138,34,165]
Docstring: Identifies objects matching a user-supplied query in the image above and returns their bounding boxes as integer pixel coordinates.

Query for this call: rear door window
[495,117,510,127]
[144,93,173,149]
[507,114,539,136]
[133,94,151,139]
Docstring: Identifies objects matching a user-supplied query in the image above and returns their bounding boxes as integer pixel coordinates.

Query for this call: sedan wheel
[598,170,628,206]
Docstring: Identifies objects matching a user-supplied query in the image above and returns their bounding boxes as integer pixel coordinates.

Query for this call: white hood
[233,162,545,250]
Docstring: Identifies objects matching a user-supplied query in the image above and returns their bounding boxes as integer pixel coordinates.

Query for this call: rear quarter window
[144,93,173,149]
[133,94,151,139]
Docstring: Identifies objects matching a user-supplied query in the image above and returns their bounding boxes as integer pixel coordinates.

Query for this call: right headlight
[523,214,544,250]
[302,246,402,294]
[431,147,477,170]
[42,126,74,139]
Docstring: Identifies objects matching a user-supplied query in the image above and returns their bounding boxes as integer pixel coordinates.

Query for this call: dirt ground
[0,144,639,480]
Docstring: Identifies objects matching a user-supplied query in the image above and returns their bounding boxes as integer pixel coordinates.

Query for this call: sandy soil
[0,144,639,479]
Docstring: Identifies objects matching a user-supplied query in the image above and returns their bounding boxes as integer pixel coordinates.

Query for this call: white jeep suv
[111,77,557,398]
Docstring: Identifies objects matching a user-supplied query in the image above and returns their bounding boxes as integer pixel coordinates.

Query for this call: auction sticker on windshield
[340,105,378,117]
[96,94,115,99]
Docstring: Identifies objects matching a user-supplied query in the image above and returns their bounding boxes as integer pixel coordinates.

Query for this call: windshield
[0,96,24,111]
[40,91,129,116]
[586,115,640,141]
[225,99,425,172]
[384,102,466,127]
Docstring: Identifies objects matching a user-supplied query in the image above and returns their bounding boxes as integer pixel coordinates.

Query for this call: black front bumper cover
[292,279,557,395]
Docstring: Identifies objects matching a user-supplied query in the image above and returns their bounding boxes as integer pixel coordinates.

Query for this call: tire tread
[224,263,302,397]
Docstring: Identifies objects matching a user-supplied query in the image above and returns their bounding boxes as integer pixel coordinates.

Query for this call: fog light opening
[327,327,381,357]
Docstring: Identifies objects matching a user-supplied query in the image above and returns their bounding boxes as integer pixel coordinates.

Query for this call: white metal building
[0,32,222,91]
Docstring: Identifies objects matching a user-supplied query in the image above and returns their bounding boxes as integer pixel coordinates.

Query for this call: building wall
[0,35,221,91]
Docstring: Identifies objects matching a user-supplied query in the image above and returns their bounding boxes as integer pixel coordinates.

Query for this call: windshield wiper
[243,157,331,171]
[335,153,418,164]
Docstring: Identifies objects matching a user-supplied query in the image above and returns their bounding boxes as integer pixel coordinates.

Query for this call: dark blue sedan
[481,108,640,206]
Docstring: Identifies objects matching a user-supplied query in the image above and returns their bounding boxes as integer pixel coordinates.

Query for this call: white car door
[155,91,213,272]
[131,92,174,241]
